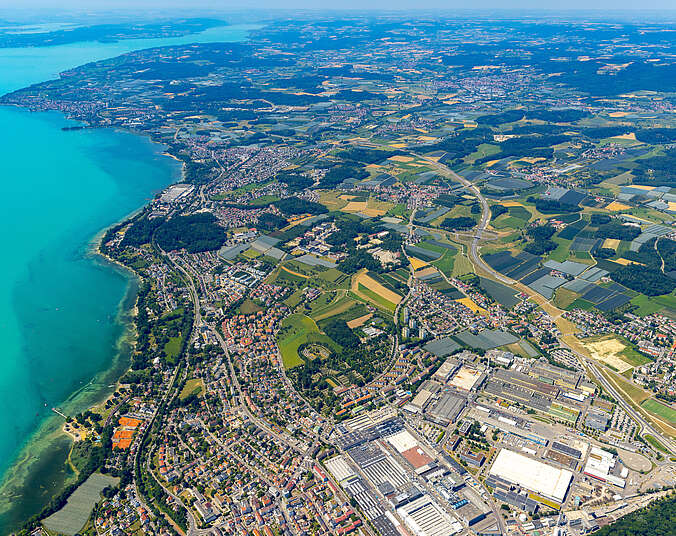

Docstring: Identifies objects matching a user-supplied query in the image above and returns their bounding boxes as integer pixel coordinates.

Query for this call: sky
[1,0,675,11]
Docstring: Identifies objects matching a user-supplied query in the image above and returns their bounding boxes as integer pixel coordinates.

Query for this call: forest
[631,148,676,187]
[593,494,675,536]
[611,264,676,296]
[524,224,557,255]
[337,250,381,274]
[441,216,477,231]
[597,222,641,241]
[273,196,328,216]
[319,162,369,187]
[154,213,226,253]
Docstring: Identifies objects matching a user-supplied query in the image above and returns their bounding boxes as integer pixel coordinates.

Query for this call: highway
[579,356,676,455]
[424,157,676,456]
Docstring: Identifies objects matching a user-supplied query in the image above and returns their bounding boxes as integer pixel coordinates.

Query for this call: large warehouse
[488,449,573,503]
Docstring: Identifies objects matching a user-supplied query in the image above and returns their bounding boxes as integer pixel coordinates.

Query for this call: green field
[317,268,345,283]
[431,248,458,277]
[277,314,337,368]
[44,473,119,535]
[628,287,676,315]
[618,342,653,367]
[247,194,281,206]
[241,247,262,259]
[311,294,358,321]
[465,143,500,164]
[568,297,596,311]
[547,237,573,262]
[491,215,524,230]
[386,203,409,219]
[180,378,204,400]
[284,288,305,308]
[641,399,676,424]
[239,298,263,314]
[451,251,474,277]
[491,205,532,230]
[163,335,183,363]
[553,288,580,309]
[357,283,397,312]
[509,206,531,220]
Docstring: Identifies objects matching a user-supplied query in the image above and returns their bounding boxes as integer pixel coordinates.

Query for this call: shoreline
[0,23,250,532]
[0,117,182,533]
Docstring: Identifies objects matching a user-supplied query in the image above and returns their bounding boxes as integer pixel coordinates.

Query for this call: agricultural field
[451,250,475,277]
[553,287,581,309]
[491,205,533,230]
[339,196,394,217]
[310,293,360,321]
[351,270,403,313]
[318,190,349,210]
[43,473,119,535]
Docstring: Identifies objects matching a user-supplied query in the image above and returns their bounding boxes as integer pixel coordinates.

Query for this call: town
[5,12,676,536]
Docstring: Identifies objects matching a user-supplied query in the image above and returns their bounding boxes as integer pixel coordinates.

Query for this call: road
[210,322,305,454]
[420,157,508,284]
[581,357,676,455]
[424,157,676,456]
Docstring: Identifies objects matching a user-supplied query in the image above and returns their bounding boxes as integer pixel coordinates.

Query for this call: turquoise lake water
[0,23,256,531]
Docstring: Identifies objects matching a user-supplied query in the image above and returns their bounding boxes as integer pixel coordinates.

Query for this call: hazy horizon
[1,1,676,13]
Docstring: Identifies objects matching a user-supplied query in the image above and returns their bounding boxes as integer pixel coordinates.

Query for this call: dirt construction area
[581,336,633,373]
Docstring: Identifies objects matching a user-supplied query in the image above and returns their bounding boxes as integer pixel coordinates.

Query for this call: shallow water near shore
[0,22,256,532]
[0,107,180,529]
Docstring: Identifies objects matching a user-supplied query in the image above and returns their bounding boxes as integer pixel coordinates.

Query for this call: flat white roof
[489,449,573,503]
[397,495,462,536]
[387,429,419,453]
[324,455,355,482]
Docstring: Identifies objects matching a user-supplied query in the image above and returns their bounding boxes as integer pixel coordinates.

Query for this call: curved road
[424,157,676,456]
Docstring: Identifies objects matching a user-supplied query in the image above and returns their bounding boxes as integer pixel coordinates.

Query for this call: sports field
[641,399,676,424]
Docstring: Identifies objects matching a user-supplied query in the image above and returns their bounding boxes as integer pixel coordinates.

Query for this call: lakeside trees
[123,212,225,253]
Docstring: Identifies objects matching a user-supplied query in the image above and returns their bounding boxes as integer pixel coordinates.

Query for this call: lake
[0,22,256,531]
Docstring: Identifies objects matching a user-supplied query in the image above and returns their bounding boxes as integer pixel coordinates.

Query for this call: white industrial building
[489,449,573,503]
[396,495,463,536]
[159,183,194,203]
[583,447,626,488]
[324,455,356,483]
